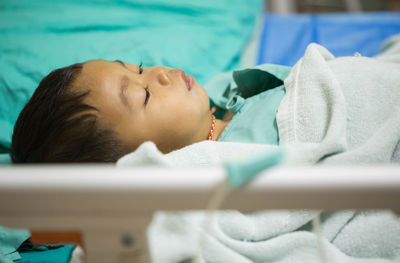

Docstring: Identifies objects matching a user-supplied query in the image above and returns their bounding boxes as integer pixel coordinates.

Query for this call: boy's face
[74,60,211,153]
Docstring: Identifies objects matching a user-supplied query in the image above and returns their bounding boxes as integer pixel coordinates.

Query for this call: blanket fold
[277,43,400,164]
[117,39,400,263]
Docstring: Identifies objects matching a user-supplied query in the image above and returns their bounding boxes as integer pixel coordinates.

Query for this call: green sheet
[0,0,262,162]
[0,225,30,262]
[17,244,76,263]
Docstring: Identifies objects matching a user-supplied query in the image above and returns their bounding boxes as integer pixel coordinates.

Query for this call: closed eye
[138,62,144,74]
[144,86,150,105]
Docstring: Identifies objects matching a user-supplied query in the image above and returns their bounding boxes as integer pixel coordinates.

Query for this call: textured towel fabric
[148,210,400,263]
[117,144,400,263]
[277,42,400,164]
[117,140,281,167]
[117,39,400,262]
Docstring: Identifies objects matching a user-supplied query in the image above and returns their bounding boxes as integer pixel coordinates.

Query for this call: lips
[179,70,193,91]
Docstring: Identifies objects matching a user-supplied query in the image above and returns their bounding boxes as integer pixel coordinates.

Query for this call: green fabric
[0,226,30,262]
[205,64,291,145]
[0,0,262,160]
[16,244,75,263]
[0,153,11,165]
[226,147,285,188]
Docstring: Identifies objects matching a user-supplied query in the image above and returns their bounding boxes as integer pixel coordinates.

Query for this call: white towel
[116,142,400,263]
[148,210,400,263]
[277,43,400,164]
[116,40,400,263]
[117,140,284,167]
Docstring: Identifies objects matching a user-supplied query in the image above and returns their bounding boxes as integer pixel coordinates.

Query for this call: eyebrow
[114,59,128,69]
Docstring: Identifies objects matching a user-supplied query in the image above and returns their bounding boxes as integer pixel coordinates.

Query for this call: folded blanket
[117,140,283,167]
[117,39,400,262]
[148,210,400,263]
[278,42,400,164]
[118,145,400,263]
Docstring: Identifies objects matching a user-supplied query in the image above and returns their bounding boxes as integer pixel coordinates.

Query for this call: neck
[211,119,229,141]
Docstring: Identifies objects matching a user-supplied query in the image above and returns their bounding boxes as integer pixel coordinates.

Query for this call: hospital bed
[1,1,400,262]
[0,165,399,263]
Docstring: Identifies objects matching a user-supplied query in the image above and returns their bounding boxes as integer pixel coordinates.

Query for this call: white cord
[191,189,326,263]
[191,182,232,263]
[312,211,327,263]
[192,186,327,263]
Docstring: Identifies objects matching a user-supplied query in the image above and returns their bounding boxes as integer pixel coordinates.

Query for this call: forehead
[73,60,126,122]
[74,60,120,99]
[78,60,117,87]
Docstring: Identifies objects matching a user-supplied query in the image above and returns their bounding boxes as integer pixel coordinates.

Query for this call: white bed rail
[0,164,399,263]
[0,165,399,211]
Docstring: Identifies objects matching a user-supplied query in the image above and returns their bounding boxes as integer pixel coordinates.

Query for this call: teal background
[0,0,262,161]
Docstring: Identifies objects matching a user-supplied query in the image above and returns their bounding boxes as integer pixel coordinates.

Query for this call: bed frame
[0,165,399,263]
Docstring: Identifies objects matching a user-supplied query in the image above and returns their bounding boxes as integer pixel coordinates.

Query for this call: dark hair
[11,63,128,163]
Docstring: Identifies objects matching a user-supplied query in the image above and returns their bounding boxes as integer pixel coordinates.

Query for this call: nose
[156,68,170,86]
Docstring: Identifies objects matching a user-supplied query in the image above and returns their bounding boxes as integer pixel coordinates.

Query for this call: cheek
[194,84,210,111]
[148,103,196,137]
[153,107,189,130]
[175,101,203,125]
[147,86,209,133]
